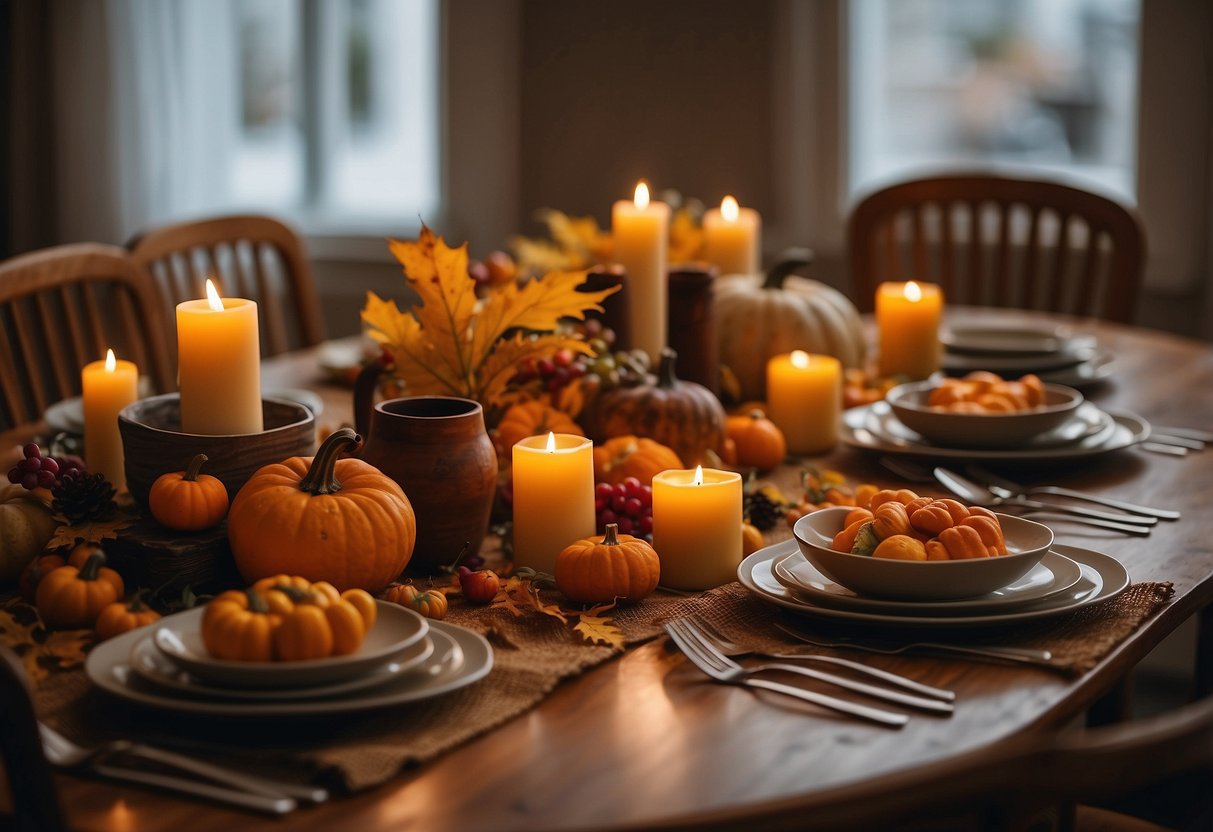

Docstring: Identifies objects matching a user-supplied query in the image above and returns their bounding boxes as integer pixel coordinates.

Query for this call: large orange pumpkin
[592,436,682,486]
[228,428,416,592]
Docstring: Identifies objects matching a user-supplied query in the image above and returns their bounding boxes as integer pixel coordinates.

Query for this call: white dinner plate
[129,633,433,701]
[940,325,1097,357]
[1037,353,1117,388]
[152,602,428,689]
[738,540,1129,628]
[772,550,1084,615]
[941,345,1097,374]
[843,402,1148,462]
[878,401,1112,450]
[86,621,491,717]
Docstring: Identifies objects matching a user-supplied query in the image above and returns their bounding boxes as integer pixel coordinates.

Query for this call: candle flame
[104,348,116,372]
[693,465,703,486]
[905,281,923,302]
[546,431,556,452]
[721,195,739,222]
[791,350,810,369]
[634,181,650,210]
[205,279,224,311]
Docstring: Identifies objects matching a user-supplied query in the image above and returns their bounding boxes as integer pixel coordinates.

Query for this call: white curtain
[52,0,236,244]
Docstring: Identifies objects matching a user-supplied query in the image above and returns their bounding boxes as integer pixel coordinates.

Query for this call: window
[848,0,1140,200]
[231,0,440,224]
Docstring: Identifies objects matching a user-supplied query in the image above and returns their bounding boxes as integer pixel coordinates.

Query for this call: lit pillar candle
[766,351,841,456]
[512,432,596,574]
[82,349,138,491]
[702,195,761,275]
[652,466,742,591]
[612,181,670,361]
[876,281,943,379]
[177,279,263,435]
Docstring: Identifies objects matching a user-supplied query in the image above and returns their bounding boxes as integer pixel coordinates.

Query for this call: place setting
[939,323,1115,388]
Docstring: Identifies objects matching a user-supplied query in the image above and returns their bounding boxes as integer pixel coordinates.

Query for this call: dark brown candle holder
[118,394,316,511]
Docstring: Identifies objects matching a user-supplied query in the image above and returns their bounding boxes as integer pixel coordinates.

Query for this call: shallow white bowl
[792,506,1054,601]
[886,380,1083,448]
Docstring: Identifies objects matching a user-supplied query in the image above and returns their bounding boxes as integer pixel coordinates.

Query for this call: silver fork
[687,616,954,702]
[964,465,1180,521]
[664,619,910,727]
[677,619,953,714]
[772,622,1055,667]
[38,722,323,812]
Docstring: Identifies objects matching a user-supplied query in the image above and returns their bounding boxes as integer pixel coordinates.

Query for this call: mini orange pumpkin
[35,551,125,629]
[95,593,161,641]
[741,522,765,557]
[873,535,927,561]
[496,401,584,450]
[228,428,416,592]
[592,435,683,486]
[149,453,230,531]
[725,409,787,471]
[555,523,660,604]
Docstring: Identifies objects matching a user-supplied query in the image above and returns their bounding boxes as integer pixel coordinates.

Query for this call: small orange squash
[592,435,683,486]
[228,428,416,592]
[35,551,125,629]
[741,522,765,557]
[496,401,584,450]
[95,593,161,640]
[19,545,92,602]
[149,453,230,531]
[382,584,447,620]
[725,409,787,471]
[555,523,660,604]
[873,535,927,561]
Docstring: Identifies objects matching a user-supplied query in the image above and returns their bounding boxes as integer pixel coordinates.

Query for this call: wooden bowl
[119,394,315,511]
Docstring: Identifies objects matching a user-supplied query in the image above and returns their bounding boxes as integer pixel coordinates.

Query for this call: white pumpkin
[714,259,866,401]
[0,484,58,581]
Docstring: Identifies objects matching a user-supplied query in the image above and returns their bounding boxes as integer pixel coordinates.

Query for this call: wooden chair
[0,243,175,433]
[651,693,1213,831]
[0,647,67,832]
[847,172,1145,323]
[127,214,326,360]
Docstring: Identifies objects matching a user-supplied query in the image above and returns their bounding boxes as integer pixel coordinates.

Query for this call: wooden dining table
[5,309,1213,831]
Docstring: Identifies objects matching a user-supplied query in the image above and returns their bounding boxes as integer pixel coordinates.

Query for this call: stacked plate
[84,602,493,716]
[940,324,1114,388]
[738,540,1130,628]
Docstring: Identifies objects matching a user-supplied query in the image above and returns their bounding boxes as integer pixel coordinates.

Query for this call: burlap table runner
[24,577,1172,792]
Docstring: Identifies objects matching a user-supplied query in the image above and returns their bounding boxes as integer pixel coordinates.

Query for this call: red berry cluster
[595,477,654,542]
[6,443,84,491]
[511,348,588,395]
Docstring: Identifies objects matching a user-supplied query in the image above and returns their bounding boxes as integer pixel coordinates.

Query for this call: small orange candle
[766,351,841,455]
[82,349,138,490]
[612,181,670,360]
[512,432,596,574]
[177,279,263,435]
[702,195,761,275]
[876,281,943,379]
[651,465,742,590]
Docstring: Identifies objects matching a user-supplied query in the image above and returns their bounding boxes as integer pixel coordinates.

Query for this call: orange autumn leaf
[363,225,617,409]
[572,613,624,650]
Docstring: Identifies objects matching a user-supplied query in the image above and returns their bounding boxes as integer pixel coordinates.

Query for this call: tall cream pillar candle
[177,279,263,435]
[766,351,841,456]
[611,181,670,361]
[651,466,742,591]
[82,349,138,490]
[512,432,596,574]
[702,195,761,275]
[876,280,943,379]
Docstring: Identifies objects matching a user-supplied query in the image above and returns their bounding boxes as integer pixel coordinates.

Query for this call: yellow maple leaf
[668,208,704,265]
[573,613,625,649]
[364,226,617,410]
[509,236,580,275]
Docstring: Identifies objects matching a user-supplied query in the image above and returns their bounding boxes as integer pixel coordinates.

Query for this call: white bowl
[886,380,1083,448]
[792,506,1054,601]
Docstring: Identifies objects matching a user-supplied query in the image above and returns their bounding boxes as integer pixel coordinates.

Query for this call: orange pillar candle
[612,181,670,361]
[702,195,761,275]
[177,279,263,435]
[652,466,743,590]
[876,280,943,379]
[766,351,841,455]
[82,349,138,491]
[512,432,596,574]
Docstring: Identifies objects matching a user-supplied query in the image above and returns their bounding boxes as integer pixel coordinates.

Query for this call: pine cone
[51,471,117,525]
[744,489,783,532]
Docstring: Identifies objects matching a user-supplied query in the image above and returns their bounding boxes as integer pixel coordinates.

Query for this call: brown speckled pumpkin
[581,349,725,466]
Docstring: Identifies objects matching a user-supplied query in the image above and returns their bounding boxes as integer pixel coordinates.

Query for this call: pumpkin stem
[761,253,813,290]
[182,453,208,482]
[656,348,680,389]
[300,427,361,496]
[602,523,621,546]
[78,551,106,581]
[272,584,318,605]
[747,408,767,421]
[244,588,271,614]
[127,590,150,612]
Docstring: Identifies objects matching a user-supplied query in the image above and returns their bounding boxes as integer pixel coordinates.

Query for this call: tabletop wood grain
[5,310,1212,831]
